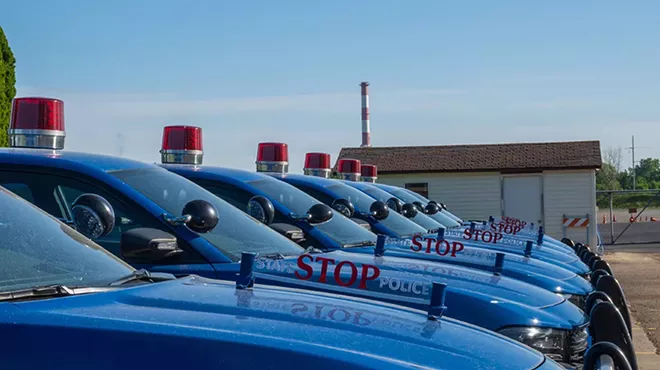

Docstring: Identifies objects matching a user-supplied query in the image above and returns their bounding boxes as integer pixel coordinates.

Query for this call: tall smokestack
[360,82,371,147]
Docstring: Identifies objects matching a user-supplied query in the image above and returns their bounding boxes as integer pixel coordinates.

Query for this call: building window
[405,182,428,198]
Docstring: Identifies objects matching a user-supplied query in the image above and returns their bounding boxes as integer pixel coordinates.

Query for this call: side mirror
[247,196,275,225]
[331,198,355,218]
[121,228,182,261]
[71,193,115,239]
[386,197,403,213]
[307,203,334,224]
[369,201,389,221]
[402,203,418,218]
[439,202,447,210]
[424,202,441,215]
[182,199,219,233]
[412,201,424,212]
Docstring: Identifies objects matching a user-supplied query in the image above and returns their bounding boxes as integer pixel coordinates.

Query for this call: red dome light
[304,152,331,170]
[303,152,331,178]
[9,97,66,150]
[160,125,204,165]
[256,142,289,173]
[361,164,377,178]
[337,158,361,174]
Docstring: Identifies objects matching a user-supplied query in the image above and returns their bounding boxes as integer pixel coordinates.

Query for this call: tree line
[596,147,660,209]
[0,26,16,147]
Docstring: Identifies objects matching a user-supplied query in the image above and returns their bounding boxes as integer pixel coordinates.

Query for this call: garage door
[502,175,543,225]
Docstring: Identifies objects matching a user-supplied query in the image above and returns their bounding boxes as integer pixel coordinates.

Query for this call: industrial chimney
[360,82,371,147]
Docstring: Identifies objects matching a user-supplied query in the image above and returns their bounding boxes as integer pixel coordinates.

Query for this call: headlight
[497,326,567,362]
[557,293,586,310]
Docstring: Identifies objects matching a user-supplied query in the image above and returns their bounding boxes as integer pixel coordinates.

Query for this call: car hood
[254,251,586,330]
[344,239,593,296]
[1,276,550,370]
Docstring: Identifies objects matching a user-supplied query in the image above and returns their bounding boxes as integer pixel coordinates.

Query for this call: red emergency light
[160,125,204,165]
[336,158,361,181]
[360,164,378,183]
[256,142,289,173]
[9,97,66,150]
[303,152,331,178]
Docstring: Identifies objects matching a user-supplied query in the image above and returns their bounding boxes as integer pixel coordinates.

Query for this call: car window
[2,183,34,203]
[0,186,133,292]
[0,171,204,264]
[111,168,305,261]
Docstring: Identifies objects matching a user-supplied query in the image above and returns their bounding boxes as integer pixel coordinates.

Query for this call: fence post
[608,191,614,244]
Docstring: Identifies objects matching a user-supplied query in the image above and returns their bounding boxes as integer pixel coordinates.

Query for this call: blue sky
[2,0,659,171]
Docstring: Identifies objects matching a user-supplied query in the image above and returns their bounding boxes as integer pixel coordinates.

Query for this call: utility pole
[626,135,636,189]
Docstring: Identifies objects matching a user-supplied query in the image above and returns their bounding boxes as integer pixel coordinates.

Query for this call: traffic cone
[602,215,606,224]
[613,214,617,222]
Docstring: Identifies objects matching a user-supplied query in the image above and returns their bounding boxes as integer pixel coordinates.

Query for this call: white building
[336,140,602,246]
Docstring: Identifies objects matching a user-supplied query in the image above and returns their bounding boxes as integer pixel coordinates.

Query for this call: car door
[0,169,216,278]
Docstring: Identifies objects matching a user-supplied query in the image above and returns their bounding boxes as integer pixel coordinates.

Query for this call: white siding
[378,172,501,221]
[543,170,597,245]
[378,169,597,246]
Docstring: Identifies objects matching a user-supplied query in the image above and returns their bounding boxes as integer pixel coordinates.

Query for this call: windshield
[383,186,461,228]
[0,187,133,292]
[402,188,464,224]
[247,177,377,247]
[112,168,304,261]
[324,183,427,237]
[350,183,443,232]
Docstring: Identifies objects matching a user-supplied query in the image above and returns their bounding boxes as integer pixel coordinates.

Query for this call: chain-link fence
[597,189,660,245]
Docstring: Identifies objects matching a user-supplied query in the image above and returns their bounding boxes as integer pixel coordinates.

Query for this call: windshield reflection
[111,168,305,261]
[247,178,377,247]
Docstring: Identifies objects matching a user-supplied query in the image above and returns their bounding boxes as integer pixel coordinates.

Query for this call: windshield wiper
[109,269,176,287]
[0,285,75,302]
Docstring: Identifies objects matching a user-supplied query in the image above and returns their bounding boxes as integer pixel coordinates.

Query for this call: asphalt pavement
[598,222,660,245]
[606,252,660,369]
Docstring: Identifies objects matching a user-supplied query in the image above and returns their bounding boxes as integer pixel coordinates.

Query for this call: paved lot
[598,222,660,245]
[606,251,660,369]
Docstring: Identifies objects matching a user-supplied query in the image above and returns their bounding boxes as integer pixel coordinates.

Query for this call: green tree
[0,26,16,147]
[596,163,621,190]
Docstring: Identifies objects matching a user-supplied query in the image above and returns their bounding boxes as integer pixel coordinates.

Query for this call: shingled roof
[336,140,602,174]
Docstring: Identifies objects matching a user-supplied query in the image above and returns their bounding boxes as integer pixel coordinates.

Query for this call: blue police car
[159,146,595,310]
[1,184,583,370]
[0,97,628,366]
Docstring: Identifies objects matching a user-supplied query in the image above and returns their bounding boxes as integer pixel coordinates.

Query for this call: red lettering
[425,238,434,254]
[435,240,451,256]
[359,264,380,289]
[483,231,493,243]
[295,254,314,280]
[513,226,521,235]
[494,233,503,244]
[503,224,513,234]
[490,223,497,232]
[334,260,358,287]
[521,221,527,228]
[411,236,423,252]
[451,242,464,256]
[474,230,483,240]
[463,228,472,240]
[316,256,335,283]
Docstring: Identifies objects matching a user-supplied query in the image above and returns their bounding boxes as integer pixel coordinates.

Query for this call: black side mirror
[331,198,355,218]
[412,201,424,212]
[182,199,219,233]
[386,197,403,213]
[306,203,334,224]
[121,228,182,261]
[247,195,275,225]
[71,193,115,239]
[369,201,389,221]
[439,202,447,210]
[402,203,418,218]
[424,202,441,215]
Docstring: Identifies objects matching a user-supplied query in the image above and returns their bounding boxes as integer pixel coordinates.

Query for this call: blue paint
[428,282,448,319]
[375,234,386,257]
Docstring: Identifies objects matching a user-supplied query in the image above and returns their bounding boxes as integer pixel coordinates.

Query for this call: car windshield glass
[324,183,427,237]
[384,187,461,228]
[352,183,442,232]
[247,178,377,246]
[0,187,133,292]
[111,168,304,261]
[402,188,464,224]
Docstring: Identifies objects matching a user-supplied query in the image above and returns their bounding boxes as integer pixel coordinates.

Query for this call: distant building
[336,140,602,245]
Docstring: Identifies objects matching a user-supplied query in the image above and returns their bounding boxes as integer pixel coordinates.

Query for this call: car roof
[160,164,268,182]
[0,148,155,173]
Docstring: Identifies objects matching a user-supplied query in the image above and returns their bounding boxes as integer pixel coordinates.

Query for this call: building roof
[335,140,602,174]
